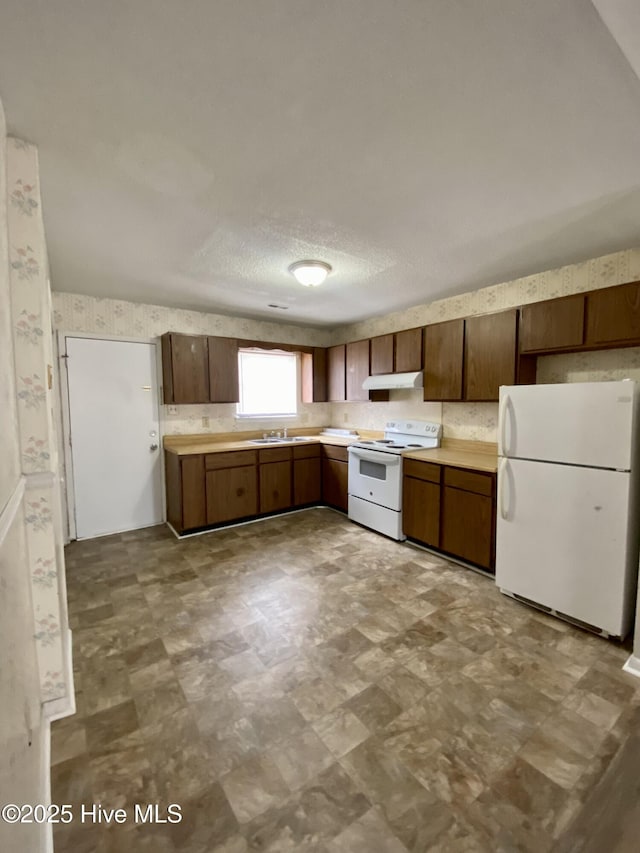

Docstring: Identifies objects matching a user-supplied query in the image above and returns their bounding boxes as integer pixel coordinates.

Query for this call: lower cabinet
[258,446,292,514]
[205,450,258,526]
[322,445,349,511]
[293,444,322,506]
[402,460,496,571]
[165,452,207,533]
[402,460,441,547]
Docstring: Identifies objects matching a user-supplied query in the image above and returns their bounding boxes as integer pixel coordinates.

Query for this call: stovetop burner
[349,419,442,456]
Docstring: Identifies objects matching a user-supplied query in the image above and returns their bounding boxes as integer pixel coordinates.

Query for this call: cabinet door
[520,295,585,353]
[586,282,640,346]
[346,340,370,401]
[464,310,517,401]
[441,486,494,569]
[423,320,464,401]
[208,337,239,402]
[327,345,346,402]
[206,465,257,524]
[322,458,348,511]
[395,328,423,373]
[301,348,327,403]
[370,334,394,375]
[293,457,321,506]
[259,461,292,513]
[163,333,210,404]
[402,475,440,546]
[181,455,206,530]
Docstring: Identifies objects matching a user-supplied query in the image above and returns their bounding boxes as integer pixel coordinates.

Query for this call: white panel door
[496,457,633,636]
[498,381,637,470]
[66,337,162,539]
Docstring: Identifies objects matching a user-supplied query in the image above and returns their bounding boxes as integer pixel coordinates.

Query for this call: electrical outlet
[202,416,210,428]
[167,405,178,415]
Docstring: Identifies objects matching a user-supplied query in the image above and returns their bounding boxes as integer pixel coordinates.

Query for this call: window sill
[234,414,298,420]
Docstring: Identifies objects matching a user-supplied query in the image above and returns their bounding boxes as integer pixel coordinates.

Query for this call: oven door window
[359,458,388,481]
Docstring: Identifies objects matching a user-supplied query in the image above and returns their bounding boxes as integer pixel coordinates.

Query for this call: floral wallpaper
[7,137,70,705]
[52,291,334,435]
[333,247,640,441]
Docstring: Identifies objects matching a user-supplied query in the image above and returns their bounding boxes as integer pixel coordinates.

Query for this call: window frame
[235,347,299,419]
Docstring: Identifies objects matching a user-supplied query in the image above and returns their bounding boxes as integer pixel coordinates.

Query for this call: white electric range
[347,420,442,540]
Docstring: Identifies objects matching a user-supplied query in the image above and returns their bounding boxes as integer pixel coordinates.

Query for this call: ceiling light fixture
[288,260,332,287]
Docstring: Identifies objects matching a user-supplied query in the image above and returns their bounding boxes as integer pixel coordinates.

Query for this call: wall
[52,293,333,434]
[8,138,73,711]
[333,247,640,440]
[0,100,49,853]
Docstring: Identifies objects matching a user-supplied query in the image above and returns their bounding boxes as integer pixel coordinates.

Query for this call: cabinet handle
[236,488,244,497]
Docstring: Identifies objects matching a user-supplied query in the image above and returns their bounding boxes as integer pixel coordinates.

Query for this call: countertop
[403,438,498,473]
[163,431,368,456]
[164,432,498,471]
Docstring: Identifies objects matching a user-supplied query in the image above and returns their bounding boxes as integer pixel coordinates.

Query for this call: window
[236,349,297,417]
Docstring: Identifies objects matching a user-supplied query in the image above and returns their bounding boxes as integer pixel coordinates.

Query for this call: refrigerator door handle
[498,457,510,520]
[499,393,511,455]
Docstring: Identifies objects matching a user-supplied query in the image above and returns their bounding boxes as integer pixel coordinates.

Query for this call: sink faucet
[283,427,288,439]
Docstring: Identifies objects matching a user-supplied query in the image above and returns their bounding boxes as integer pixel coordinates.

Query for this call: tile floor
[51,508,640,852]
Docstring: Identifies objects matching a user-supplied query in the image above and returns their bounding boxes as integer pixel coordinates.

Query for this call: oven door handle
[349,448,401,466]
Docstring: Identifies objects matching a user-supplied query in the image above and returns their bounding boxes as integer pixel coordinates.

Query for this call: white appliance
[496,380,640,638]
[348,420,442,540]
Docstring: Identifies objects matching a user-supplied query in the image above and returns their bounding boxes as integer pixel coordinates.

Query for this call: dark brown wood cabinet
[301,348,327,403]
[259,447,292,514]
[161,333,210,404]
[440,467,495,570]
[208,337,239,402]
[370,334,394,375]
[395,328,423,373]
[322,445,348,512]
[205,450,258,525]
[464,310,517,401]
[520,295,585,353]
[423,319,464,401]
[346,340,370,402]
[402,459,441,547]
[586,282,640,347]
[293,444,322,506]
[165,451,207,533]
[327,345,346,402]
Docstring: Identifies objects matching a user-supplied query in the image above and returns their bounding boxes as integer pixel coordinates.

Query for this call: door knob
[150,443,159,451]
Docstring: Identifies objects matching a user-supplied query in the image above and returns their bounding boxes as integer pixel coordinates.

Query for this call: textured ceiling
[1,0,640,327]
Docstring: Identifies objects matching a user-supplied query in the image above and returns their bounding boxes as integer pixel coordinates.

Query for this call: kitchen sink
[248,436,316,444]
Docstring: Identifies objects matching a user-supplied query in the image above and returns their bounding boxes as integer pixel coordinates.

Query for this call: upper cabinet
[520,295,585,353]
[301,348,328,403]
[327,345,346,402]
[346,340,370,401]
[208,337,239,402]
[161,332,239,404]
[370,334,394,375]
[464,310,517,401]
[423,320,464,401]
[162,333,210,404]
[370,328,423,375]
[586,282,640,347]
[395,328,423,372]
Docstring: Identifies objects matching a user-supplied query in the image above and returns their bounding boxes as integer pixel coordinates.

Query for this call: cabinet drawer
[322,444,349,462]
[443,467,494,496]
[293,442,320,459]
[205,450,257,470]
[403,459,441,484]
[258,446,292,463]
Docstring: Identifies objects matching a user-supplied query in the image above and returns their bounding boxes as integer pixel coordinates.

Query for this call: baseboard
[623,654,640,678]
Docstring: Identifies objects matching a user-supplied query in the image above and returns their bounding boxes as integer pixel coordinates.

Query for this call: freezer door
[498,381,637,470]
[496,458,636,636]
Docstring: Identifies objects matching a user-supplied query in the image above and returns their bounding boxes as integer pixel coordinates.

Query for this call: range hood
[362,371,423,391]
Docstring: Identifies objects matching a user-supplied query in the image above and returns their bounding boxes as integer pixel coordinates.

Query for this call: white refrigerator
[496,380,640,638]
